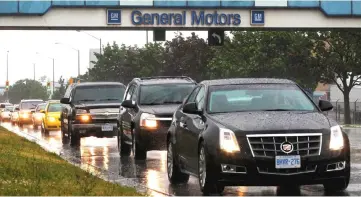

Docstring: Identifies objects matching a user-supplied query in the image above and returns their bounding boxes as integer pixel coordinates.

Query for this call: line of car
[1,76,350,195]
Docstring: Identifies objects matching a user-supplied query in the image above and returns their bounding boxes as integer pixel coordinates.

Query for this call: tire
[198,142,224,195]
[118,123,131,156]
[19,122,23,128]
[132,130,147,160]
[60,120,69,144]
[69,120,80,146]
[167,141,190,184]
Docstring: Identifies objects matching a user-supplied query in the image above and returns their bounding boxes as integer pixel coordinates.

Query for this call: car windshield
[36,104,46,111]
[73,85,125,103]
[20,101,44,110]
[139,84,195,105]
[47,103,62,112]
[208,84,316,113]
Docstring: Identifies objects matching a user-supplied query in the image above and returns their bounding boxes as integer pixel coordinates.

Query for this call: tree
[312,30,361,124]
[52,76,66,99]
[163,32,213,82]
[208,31,320,89]
[38,75,48,83]
[8,79,49,104]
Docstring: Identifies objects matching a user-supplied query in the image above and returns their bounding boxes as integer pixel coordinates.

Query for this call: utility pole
[146,31,149,44]
[33,63,36,80]
[6,51,9,101]
[77,50,80,76]
[99,38,102,55]
[52,58,55,94]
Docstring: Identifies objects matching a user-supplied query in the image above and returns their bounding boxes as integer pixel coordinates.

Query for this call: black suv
[118,76,196,160]
[60,82,126,145]
[167,78,350,194]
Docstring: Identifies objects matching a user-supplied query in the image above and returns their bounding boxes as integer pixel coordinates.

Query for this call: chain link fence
[324,99,361,124]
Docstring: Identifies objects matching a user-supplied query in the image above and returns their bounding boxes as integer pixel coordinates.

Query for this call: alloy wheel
[199,147,206,188]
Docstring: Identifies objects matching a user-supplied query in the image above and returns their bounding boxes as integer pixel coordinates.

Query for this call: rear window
[20,101,44,110]
[47,103,62,112]
[73,85,125,103]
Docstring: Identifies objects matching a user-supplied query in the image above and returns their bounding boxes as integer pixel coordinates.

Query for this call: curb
[341,124,361,128]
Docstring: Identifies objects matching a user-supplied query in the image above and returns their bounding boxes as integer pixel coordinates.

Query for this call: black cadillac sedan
[166,78,350,195]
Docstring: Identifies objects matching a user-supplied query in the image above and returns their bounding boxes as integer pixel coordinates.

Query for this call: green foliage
[8,79,49,104]
[0,127,142,196]
[51,76,66,100]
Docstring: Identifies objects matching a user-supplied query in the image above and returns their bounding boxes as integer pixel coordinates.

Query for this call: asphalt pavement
[2,122,361,196]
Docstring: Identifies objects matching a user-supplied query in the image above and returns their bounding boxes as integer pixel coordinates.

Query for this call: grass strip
[0,126,144,196]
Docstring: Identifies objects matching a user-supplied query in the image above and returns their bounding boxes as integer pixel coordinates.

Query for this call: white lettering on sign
[111,13,119,20]
[254,13,263,22]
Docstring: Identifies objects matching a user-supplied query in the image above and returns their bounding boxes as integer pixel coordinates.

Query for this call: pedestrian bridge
[0,0,360,30]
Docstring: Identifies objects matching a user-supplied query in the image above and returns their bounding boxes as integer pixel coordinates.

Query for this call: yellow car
[40,101,62,134]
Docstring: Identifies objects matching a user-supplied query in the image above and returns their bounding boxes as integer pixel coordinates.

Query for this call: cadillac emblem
[280,141,293,154]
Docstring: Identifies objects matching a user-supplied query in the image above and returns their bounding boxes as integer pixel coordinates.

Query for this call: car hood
[140,104,180,116]
[47,112,61,118]
[208,111,331,134]
[74,102,121,110]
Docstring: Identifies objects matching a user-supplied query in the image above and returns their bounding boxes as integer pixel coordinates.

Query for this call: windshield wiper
[163,101,183,104]
[99,98,120,101]
[141,102,163,105]
[263,109,296,111]
[76,99,96,103]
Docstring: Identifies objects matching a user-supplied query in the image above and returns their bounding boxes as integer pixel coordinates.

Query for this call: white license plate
[101,124,113,131]
[275,155,301,169]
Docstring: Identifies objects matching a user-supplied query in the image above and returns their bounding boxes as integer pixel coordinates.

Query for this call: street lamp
[54,42,80,77]
[36,52,55,95]
[76,30,102,55]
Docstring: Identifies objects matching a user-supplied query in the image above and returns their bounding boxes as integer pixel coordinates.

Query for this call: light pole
[76,30,102,55]
[36,52,55,94]
[33,63,36,80]
[54,42,80,77]
[6,50,9,101]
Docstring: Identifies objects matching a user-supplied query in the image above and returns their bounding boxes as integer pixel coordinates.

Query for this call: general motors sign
[107,9,121,25]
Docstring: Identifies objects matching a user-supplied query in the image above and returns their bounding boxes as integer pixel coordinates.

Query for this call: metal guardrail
[325,99,361,124]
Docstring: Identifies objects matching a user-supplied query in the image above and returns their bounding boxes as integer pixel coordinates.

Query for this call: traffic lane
[1,122,359,196]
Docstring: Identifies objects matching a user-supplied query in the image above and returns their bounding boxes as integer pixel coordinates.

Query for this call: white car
[0,105,13,122]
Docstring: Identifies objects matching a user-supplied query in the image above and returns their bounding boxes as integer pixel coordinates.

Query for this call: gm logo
[251,10,265,25]
[107,9,121,25]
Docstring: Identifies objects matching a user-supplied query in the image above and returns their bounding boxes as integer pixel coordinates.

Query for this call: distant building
[89,48,100,69]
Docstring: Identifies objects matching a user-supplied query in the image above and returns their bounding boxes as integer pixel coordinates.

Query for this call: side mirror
[60,98,70,104]
[121,100,136,108]
[319,100,333,111]
[183,102,202,115]
[39,110,45,113]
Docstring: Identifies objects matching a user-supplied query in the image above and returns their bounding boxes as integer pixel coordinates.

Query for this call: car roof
[20,99,44,102]
[132,76,196,85]
[74,82,125,87]
[201,78,296,86]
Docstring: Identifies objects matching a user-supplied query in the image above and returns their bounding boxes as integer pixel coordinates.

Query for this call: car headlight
[76,109,87,114]
[47,116,56,122]
[329,125,344,150]
[140,113,158,129]
[219,128,240,153]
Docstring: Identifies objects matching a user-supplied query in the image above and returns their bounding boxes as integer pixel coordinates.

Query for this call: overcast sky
[0,30,208,86]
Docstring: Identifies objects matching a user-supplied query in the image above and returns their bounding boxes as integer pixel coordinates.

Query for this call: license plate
[101,124,113,131]
[275,155,301,169]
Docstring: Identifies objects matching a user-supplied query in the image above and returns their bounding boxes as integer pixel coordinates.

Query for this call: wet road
[2,122,361,196]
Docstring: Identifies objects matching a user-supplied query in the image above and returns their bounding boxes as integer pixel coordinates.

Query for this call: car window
[195,86,205,111]
[47,103,62,112]
[73,85,125,103]
[20,101,44,110]
[185,86,200,104]
[64,85,72,98]
[139,83,195,105]
[208,84,316,113]
[125,85,135,101]
[130,86,138,102]
[36,104,46,112]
